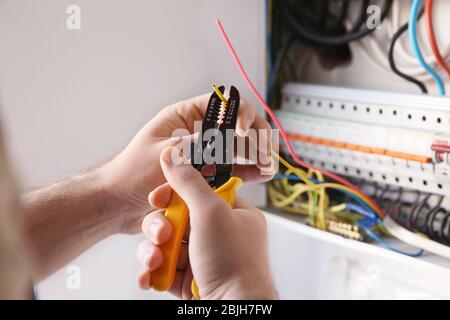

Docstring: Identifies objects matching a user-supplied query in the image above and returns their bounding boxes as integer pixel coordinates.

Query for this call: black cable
[389,188,403,220]
[397,191,421,227]
[441,212,450,244]
[350,0,369,33]
[386,191,450,245]
[382,186,401,214]
[288,1,322,32]
[415,194,442,232]
[370,182,380,198]
[267,34,296,104]
[278,0,392,46]
[428,208,446,240]
[376,184,389,202]
[317,0,329,31]
[417,195,444,228]
[388,8,428,93]
[329,0,349,32]
[409,193,430,229]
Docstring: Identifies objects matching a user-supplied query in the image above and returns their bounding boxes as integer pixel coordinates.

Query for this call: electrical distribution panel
[278,83,450,196]
[264,0,450,298]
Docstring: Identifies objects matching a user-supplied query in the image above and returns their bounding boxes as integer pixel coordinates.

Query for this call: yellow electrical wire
[276,170,330,207]
[212,84,228,106]
[268,185,327,215]
[268,169,329,230]
[273,151,313,185]
[269,180,369,230]
[268,185,323,210]
[270,169,328,229]
[271,151,382,217]
[268,183,310,207]
[330,203,347,213]
[308,169,326,229]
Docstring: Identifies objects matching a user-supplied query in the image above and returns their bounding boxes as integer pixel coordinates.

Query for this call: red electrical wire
[216,18,385,218]
[425,0,450,80]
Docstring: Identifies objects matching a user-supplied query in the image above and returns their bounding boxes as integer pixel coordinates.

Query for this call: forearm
[20,168,121,281]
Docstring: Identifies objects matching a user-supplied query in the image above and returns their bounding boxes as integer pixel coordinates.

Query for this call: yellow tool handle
[149,177,243,293]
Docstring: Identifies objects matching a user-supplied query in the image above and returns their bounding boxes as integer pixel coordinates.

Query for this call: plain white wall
[0,0,265,299]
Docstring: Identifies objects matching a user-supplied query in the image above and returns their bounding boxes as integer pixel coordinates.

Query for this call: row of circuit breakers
[277,84,450,196]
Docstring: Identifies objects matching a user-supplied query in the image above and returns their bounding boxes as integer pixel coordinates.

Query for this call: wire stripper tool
[149,85,243,298]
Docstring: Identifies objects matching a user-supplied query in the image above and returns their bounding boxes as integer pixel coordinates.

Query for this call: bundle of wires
[369,188,450,257]
[355,0,449,94]
[271,1,449,95]
[276,0,392,47]
[215,19,426,257]
[266,0,393,105]
[424,0,450,82]
[408,0,445,95]
[388,6,429,93]
[388,192,450,245]
[267,166,423,257]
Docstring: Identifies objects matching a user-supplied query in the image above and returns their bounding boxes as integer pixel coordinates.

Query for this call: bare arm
[20,169,125,280]
[0,135,32,298]
[19,94,272,282]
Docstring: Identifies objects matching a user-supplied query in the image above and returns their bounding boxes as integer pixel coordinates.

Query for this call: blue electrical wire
[361,226,424,257]
[345,203,380,221]
[274,173,299,181]
[409,0,445,95]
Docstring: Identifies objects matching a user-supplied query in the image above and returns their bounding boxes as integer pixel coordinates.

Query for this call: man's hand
[20,93,274,281]
[100,94,273,234]
[136,147,277,300]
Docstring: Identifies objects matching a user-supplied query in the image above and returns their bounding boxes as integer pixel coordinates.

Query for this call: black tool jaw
[220,85,240,132]
[203,85,225,132]
[190,85,240,189]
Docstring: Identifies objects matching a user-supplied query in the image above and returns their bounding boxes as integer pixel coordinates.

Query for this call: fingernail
[236,118,250,137]
[147,190,154,205]
[161,147,174,165]
[236,127,248,137]
[149,221,161,243]
[168,136,182,145]
[258,151,273,164]
[259,162,276,176]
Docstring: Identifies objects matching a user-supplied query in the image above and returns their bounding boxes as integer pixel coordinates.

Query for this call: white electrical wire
[384,216,450,259]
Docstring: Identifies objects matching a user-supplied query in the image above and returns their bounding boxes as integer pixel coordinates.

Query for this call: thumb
[160,146,217,212]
